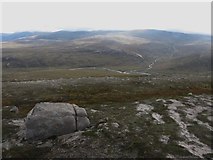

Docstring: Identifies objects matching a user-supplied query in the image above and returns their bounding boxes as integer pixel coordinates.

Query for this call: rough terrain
[2,92,212,158]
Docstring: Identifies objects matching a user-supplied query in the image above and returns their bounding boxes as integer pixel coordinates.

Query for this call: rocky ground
[2,94,212,158]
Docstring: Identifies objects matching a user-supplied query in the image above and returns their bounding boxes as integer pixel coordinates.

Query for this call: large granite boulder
[25,102,90,140]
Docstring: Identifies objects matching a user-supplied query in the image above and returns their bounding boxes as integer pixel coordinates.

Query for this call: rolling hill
[1,29,211,72]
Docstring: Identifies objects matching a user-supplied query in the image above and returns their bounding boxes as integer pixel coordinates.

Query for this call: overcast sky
[1,2,211,34]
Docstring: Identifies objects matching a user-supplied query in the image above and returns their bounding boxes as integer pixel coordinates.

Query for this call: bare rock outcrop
[25,102,90,140]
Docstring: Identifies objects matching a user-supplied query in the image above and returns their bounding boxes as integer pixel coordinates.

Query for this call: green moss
[82,130,97,137]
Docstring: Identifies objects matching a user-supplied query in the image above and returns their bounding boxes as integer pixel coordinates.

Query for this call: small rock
[188,93,193,96]
[58,131,83,144]
[111,122,119,128]
[152,113,165,124]
[136,112,143,117]
[17,143,24,147]
[97,118,108,124]
[38,141,53,148]
[37,141,43,145]
[9,119,24,126]
[136,103,154,114]
[207,116,213,122]
[101,104,108,107]
[10,106,19,113]
[97,122,108,129]
[134,101,139,104]
[90,109,98,113]
[160,135,170,144]
[156,99,166,103]
[166,154,175,158]
[124,128,130,133]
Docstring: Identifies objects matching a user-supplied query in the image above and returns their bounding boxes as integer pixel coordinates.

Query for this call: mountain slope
[2,30,211,72]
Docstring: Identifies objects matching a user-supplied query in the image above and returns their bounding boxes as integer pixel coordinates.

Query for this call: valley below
[1,29,212,158]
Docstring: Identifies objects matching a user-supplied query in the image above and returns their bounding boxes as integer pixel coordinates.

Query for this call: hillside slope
[2,30,211,72]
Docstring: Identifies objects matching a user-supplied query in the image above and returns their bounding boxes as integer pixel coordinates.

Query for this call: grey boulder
[25,102,90,140]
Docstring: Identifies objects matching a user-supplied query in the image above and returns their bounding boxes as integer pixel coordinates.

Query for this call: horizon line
[1,28,211,36]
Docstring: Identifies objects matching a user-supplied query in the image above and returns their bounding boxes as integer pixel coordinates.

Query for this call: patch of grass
[187,124,212,147]
[3,68,141,82]
[203,153,213,159]
[2,123,19,140]
[3,145,51,158]
[82,130,97,137]
[164,142,195,158]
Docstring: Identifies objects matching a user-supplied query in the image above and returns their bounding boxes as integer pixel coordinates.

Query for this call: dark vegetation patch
[3,145,51,158]
[187,125,212,147]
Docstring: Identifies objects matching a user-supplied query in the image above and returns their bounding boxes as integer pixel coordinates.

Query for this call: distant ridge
[2,29,211,72]
[1,29,210,42]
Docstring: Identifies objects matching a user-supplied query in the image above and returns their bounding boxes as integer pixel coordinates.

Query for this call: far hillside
[1,29,211,73]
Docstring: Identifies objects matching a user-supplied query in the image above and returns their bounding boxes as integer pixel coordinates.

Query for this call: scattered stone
[167,101,212,158]
[188,93,193,96]
[37,141,43,145]
[111,122,119,128]
[184,102,195,107]
[9,106,19,113]
[101,104,108,107]
[2,138,23,151]
[58,131,83,145]
[121,106,126,110]
[156,99,166,103]
[25,102,90,140]
[98,118,108,124]
[184,106,204,119]
[98,123,109,130]
[90,109,98,113]
[184,105,213,131]
[8,119,24,126]
[204,101,212,106]
[4,106,10,109]
[37,140,53,148]
[152,113,165,124]
[207,116,213,122]
[124,128,129,133]
[160,135,170,144]
[166,154,175,159]
[166,99,185,110]
[17,143,24,147]
[136,103,154,114]
[178,141,212,158]
[3,94,212,158]
[136,112,143,117]
[134,101,139,104]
